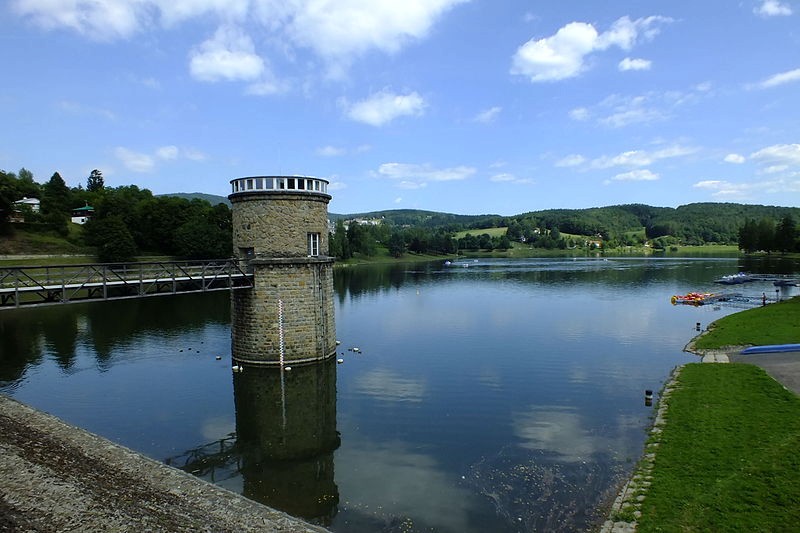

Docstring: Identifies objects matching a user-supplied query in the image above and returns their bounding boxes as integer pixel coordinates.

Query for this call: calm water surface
[2,256,798,532]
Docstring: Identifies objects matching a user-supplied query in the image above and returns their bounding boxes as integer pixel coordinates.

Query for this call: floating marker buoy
[353,347,361,353]
[336,340,341,345]
[337,359,344,364]
[645,389,653,407]
[215,356,222,360]
[285,366,292,372]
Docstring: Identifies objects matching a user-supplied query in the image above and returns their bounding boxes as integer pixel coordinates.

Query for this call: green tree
[387,231,406,258]
[41,172,71,236]
[174,217,231,259]
[775,214,797,253]
[86,216,138,263]
[738,218,758,253]
[757,218,775,253]
[87,169,104,192]
[16,168,41,199]
[0,170,16,234]
[330,220,350,260]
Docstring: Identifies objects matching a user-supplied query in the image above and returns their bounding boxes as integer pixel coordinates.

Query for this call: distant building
[10,197,40,222]
[71,205,94,225]
[14,197,40,212]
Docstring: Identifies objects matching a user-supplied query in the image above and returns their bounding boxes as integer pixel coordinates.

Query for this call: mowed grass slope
[638,364,800,532]
[693,296,800,349]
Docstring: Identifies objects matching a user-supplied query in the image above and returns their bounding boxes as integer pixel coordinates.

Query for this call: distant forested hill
[329,209,500,230]
[509,203,800,244]
[160,192,230,207]
[331,203,800,246]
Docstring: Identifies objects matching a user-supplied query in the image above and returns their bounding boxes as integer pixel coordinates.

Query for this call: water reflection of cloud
[335,439,476,532]
[513,406,597,462]
[354,369,426,402]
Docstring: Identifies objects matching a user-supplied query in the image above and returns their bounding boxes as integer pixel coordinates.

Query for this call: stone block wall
[231,192,330,258]
[232,258,336,364]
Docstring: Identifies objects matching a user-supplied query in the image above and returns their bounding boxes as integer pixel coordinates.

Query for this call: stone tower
[229,176,336,365]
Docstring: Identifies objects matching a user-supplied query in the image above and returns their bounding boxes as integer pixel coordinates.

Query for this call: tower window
[308,233,320,256]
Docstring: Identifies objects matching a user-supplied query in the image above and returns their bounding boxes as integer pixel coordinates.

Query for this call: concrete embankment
[0,394,328,532]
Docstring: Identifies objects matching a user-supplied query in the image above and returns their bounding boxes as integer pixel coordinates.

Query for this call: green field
[453,227,508,239]
[637,364,800,532]
[693,296,800,349]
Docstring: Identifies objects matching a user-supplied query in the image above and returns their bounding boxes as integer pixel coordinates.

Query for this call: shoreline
[0,394,328,532]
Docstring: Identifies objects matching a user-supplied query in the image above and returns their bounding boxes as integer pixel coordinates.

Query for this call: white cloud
[756,68,800,89]
[555,154,586,167]
[12,0,143,40]
[115,147,155,172]
[600,107,664,128]
[510,16,671,82]
[156,145,179,160]
[394,196,403,204]
[763,164,789,174]
[569,107,590,121]
[327,180,347,191]
[345,89,426,126]
[490,173,534,185]
[474,106,502,123]
[116,145,206,171]
[724,153,746,164]
[591,145,697,169]
[245,77,289,96]
[189,25,264,82]
[13,0,467,62]
[618,57,651,71]
[281,0,468,62]
[611,169,659,181]
[576,85,710,128]
[693,180,724,189]
[750,143,800,166]
[316,145,346,157]
[693,179,752,199]
[377,163,476,186]
[183,148,207,161]
[56,100,116,120]
[754,0,793,17]
[693,173,800,200]
[398,180,428,189]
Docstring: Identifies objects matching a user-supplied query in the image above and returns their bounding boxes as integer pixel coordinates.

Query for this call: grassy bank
[637,364,800,532]
[692,296,800,350]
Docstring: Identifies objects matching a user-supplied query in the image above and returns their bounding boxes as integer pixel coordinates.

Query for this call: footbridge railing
[0,260,253,309]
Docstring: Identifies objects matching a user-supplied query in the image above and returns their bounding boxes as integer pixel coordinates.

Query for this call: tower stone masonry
[229,176,336,365]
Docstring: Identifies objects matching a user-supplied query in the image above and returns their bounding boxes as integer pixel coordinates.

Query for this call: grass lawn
[693,296,800,350]
[453,227,508,239]
[638,364,800,532]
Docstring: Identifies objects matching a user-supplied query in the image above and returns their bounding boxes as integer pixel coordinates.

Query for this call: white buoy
[285,366,292,372]
[337,359,344,364]
[352,347,361,353]
[336,340,341,345]
[215,356,222,360]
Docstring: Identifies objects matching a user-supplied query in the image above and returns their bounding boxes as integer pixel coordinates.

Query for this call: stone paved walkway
[0,394,329,533]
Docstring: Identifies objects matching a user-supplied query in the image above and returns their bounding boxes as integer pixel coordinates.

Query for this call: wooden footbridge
[0,260,253,309]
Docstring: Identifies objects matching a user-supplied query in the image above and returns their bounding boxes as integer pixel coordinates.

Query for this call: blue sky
[1,0,799,215]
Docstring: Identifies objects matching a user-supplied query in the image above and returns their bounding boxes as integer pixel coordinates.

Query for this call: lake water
[2,256,798,532]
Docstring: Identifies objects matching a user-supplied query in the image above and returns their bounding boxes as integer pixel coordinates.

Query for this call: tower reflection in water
[233,358,340,525]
